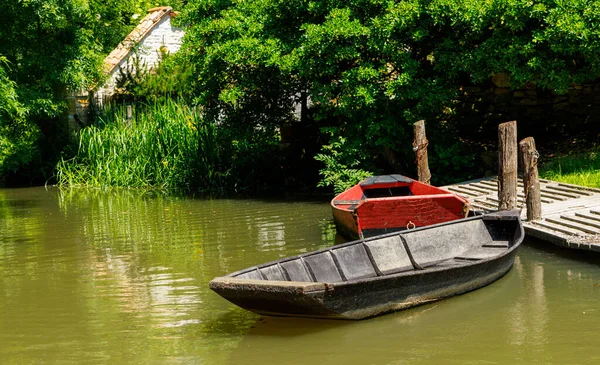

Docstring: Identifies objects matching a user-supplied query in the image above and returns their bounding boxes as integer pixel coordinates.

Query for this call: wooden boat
[331,175,470,240]
[210,210,524,320]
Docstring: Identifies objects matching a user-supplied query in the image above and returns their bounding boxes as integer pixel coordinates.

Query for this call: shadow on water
[226,266,525,364]
[524,237,600,267]
[225,239,600,364]
[2,199,39,209]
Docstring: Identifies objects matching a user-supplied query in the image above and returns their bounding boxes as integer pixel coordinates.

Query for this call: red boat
[331,175,470,240]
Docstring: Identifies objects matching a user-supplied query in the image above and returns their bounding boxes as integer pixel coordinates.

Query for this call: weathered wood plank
[490,178,524,188]
[477,180,498,186]
[461,184,495,194]
[470,203,490,210]
[466,182,497,192]
[546,185,593,196]
[556,182,600,194]
[537,196,556,204]
[531,220,583,236]
[561,215,600,230]
[539,189,581,199]
[545,217,600,235]
[445,186,481,197]
[483,196,524,204]
[540,197,600,214]
[540,193,566,201]
[575,212,600,222]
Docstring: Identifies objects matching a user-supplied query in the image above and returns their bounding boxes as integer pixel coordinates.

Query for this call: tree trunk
[519,137,542,220]
[498,121,518,210]
[413,120,431,184]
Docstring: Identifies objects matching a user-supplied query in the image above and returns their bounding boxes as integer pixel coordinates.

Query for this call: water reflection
[2,188,600,364]
[1,188,337,364]
[92,251,202,330]
[507,257,548,351]
[224,244,600,365]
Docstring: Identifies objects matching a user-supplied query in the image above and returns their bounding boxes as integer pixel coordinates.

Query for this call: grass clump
[57,100,282,193]
[57,100,227,191]
[539,148,600,188]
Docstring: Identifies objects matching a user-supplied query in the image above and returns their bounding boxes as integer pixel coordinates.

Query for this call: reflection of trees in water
[7,189,600,364]
[54,188,335,363]
[0,188,213,362]
[507,256,548,352]
[56,188,225,328]
[92,252,202,328]
[0,189,47,295]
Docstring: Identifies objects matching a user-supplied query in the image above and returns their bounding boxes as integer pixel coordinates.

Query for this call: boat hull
[210,248,517,320]
[210,211,524,320]
[331,207,360,240]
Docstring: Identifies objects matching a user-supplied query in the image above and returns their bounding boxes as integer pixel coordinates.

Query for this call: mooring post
[413,120,431,184]
[498,121,518,210]
[519,137,542,220]
[126,105,133,124]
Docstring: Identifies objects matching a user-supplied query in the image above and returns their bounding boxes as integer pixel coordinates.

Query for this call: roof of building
[103,6,178,73]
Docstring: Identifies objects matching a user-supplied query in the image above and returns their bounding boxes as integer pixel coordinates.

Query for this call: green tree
[178,0,600,188]
[0,0,184,184]
[0,57,40,179]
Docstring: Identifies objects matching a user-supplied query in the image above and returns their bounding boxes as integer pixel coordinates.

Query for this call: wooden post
[126,105,133,123]
[519,137,542,220]
[498,121,518,210]
[413,120,431,184]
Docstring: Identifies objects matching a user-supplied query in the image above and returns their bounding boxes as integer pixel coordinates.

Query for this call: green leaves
[177,0,600,189]
[0,57,40,178]
[0,0,189,182]
[315,131,374,194]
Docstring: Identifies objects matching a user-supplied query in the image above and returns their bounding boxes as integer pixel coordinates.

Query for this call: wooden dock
[443,177,600,252]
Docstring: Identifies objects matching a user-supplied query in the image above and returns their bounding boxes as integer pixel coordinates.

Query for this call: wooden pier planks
[443,177,600,252]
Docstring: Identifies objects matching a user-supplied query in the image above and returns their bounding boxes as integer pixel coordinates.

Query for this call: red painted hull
[331,175,469,240]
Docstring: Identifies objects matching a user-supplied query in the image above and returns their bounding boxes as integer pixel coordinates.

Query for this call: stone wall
[454,73,600,148]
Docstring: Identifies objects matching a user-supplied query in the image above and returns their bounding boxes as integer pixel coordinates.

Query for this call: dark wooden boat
[210,210,524,320]
[331,175,470,240]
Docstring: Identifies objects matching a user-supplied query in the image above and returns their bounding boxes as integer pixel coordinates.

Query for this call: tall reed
[56,100,227,191]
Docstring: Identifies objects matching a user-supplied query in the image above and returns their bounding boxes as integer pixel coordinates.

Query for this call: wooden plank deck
[443,177,600,252]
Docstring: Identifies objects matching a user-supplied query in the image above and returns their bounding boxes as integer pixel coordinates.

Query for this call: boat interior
[233,217,520,284]
[333,175,452,206]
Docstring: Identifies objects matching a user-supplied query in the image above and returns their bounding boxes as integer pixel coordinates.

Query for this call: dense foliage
[0,0,182,184]
[56,101,282,192]
[177,0,600,188]
[5,0,600,190]
[0,58,40,177]
[113,51,195,102]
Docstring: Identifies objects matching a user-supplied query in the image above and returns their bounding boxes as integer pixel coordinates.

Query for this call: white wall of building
[96,15,184,103]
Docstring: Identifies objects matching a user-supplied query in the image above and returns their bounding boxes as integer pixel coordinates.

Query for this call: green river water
[0,187,599,364]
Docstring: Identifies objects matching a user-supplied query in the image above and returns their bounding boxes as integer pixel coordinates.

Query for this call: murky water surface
[0,187,599,364]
